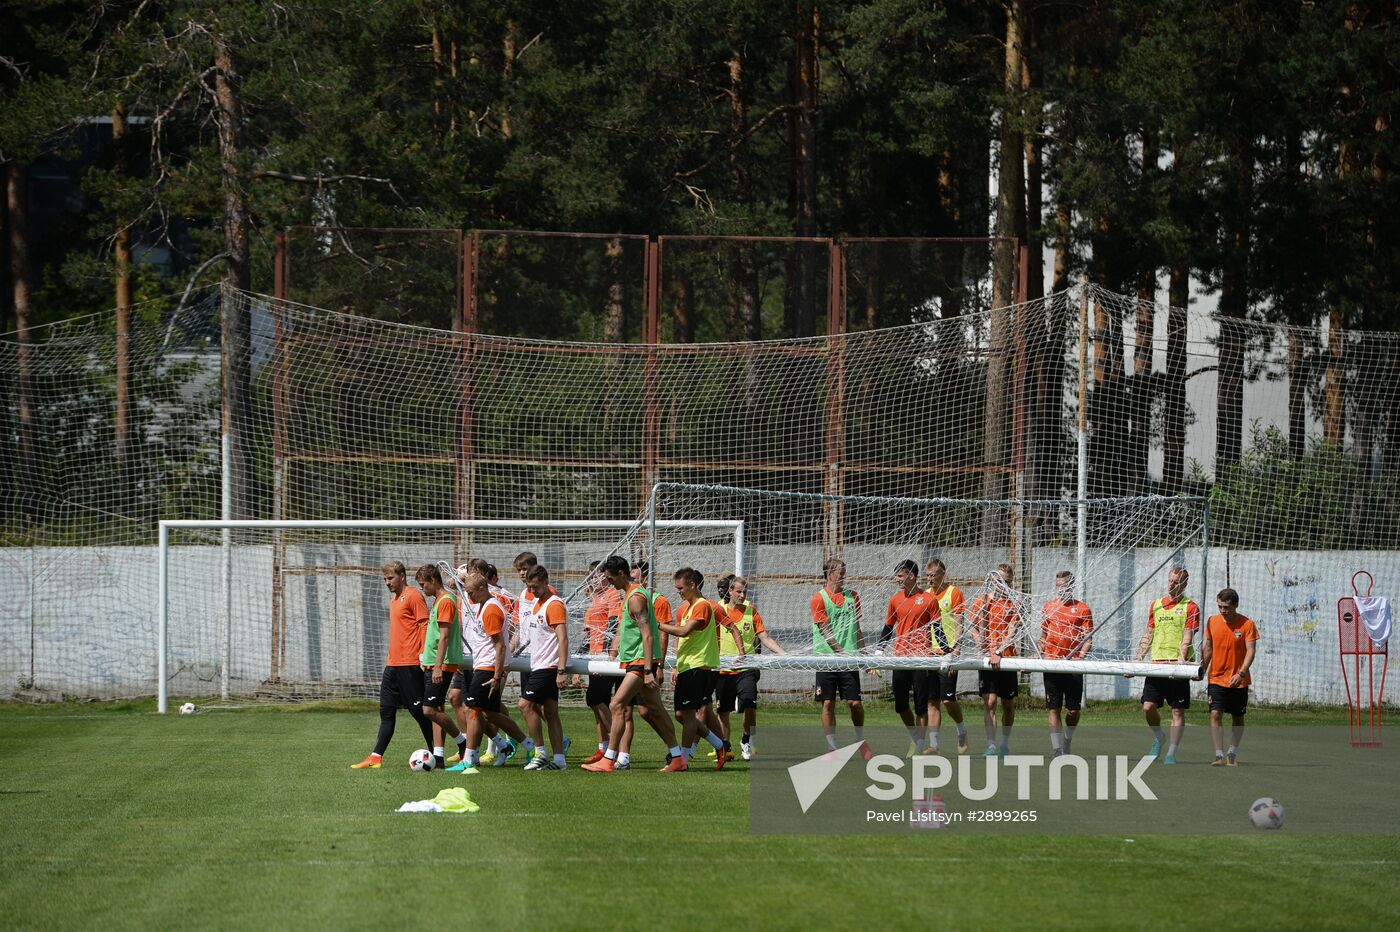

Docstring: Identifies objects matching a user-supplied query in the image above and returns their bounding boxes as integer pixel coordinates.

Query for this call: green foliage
[1208,424,1400,550]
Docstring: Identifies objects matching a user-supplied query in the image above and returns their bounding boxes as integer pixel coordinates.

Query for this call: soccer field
[1,703,1396,930]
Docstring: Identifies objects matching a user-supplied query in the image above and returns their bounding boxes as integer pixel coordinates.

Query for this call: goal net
[615,482,1207,702]
[156,517,741,710]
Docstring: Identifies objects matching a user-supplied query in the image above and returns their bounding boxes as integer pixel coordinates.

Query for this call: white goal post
[156,518,745,712]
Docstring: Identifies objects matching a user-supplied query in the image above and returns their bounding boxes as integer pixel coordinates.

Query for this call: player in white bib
[520,564,570,771]
[447,573,529,771]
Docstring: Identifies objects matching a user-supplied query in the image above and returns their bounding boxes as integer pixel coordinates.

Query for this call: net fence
[0,279,1396,705]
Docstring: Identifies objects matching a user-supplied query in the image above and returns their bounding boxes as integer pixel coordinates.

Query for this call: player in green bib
[1130,566,1200,764]
[581,555,685,773]
[810,558,870,758]
[658,567,732,769]
[415,564,467,769]
[715,573,786,760]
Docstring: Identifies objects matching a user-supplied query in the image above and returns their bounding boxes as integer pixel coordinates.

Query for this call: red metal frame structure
[269,228,1028,671]
[1339,570,1389,747]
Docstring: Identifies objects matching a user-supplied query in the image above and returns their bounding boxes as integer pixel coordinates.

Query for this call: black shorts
[930,670,959,701]
[1043,672,1084,711]
[1142,675,1191,710]
[674,668,718,710]
[716,670,760,713]
[464,669,503,712]
[421,668,453,708]
[586,674,619,708]
[449,670,467,692]
[978,670,1019,699]
[1208,684,1249,716]
[892,669,931,715]
[380,665,425,711]
[815,671,862,702]
[522,668,560,704]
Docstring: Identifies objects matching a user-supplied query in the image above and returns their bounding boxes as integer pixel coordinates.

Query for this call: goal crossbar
[155,517,745,712]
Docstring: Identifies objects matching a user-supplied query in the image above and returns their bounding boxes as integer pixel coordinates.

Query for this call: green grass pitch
[1,702,1396,930]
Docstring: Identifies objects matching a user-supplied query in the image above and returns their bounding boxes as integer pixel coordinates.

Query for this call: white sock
[985,720,997,744]
[494,735,510,752]
[523,738,536,756]
[617,751,631,767]
[604,748,618,761]
[597,742,606,751]
[929,731,941,750]
[1000,725,1012,751]
[668,745,683,758]
[1065,725,1077,743]
[825,733,838,751]
[689,742,699,756]
[1214,749,1225,758]
[853,726,865,742]
[956,722,968,737]
[466,748,479,766]
[1167,741,1179,756]
[704,731,725,750]
[1050,731,1062,750]
[747,727,756,743]
[1227,745,1237,755]
[433,746,445,758]
[1151,725,1165,742]
[455,734,467,747]
[553,752,566,767]
[682,746,694,761]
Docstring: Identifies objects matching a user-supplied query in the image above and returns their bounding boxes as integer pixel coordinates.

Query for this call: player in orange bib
[969,563,1022,758]
[581,560,625,765]
[1039,570,1093,757]
[1200,587,1259,766]
[879,559,936,755]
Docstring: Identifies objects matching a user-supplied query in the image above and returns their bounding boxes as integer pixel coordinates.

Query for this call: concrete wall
[0,543,1393,707]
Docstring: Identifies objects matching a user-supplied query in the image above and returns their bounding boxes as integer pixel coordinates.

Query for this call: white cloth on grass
[396,800,443,813]
[1354,596,1392,646]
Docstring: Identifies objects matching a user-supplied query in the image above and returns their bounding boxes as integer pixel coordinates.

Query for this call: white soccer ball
[179,702,196,715]
[1249,797,1283,830]
[409,749,435,772]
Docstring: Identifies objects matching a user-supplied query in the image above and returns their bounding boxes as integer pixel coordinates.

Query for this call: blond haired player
[810,557,870,759]
[1131,566,1199,765]
[924,558,969,753]
[350,561,438,769]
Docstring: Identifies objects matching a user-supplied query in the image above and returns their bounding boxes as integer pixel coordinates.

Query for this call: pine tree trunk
[7,164,36,524]
[1216,134,1252,472]
[605,236,625,343]
[673,273,695,343]
[983,0,1024,539]
[113,101,133,484]
[501,20,516,140]
[1163,264,1188,492]
[1130,129,1157,491]
[727,37,761,341]
[214,34,253,519]
[1287,328,1307,459]
[937,148,964,318]
[789,2,820,337]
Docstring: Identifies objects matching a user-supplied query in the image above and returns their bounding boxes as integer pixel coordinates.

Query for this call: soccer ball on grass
[409,749,435,772]
[179,702,196,715]
[1248,797,1283,830]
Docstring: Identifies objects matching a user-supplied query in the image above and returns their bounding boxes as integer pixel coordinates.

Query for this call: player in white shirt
[519,564,570,771]
[446,573,528,771]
